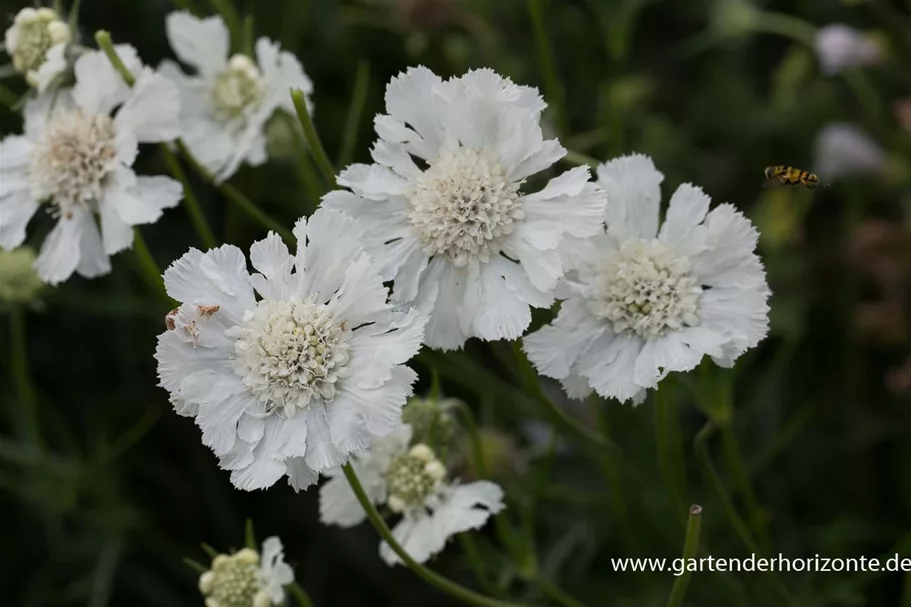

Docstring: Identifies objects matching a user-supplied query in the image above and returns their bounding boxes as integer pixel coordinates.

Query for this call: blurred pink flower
[814,24,882,75]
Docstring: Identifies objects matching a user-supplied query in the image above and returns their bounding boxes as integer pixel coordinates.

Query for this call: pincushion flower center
[588,238,702,339]
[233,297,351,416]
[30,109,117,215]
[212,54,263,120]
[407,146,524,268]
[384,443,447,514]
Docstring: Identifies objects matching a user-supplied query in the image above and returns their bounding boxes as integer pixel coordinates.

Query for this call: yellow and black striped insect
[763,165,828,189]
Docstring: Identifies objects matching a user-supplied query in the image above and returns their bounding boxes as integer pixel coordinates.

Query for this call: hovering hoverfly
[763,165,828,189]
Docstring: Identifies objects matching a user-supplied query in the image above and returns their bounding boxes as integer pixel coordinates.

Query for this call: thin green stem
[753,12,817,48]
[460,534,499,596]
[719,424,771,554]
[182,557,207,574]
[291,125,322,213]
[342,463,531,607]
[206,0,243,51]
[655,385,687,524]
[512,342,615,453]
[664,505,703,607]
[291,89,336,189]
[289,583,316,607]
[10,307,41,450]
[177,141,296,243]
[532,577,587,607]
[337,61,371,169]
[95,31,136,86]
[98,407,162,464]
[245,519,256,550]
[527,0,565,136]
[242,14,255,57]
[160,145,217,249]
[66,0,83,32]
[695,424,798,607]
[132,228,172,305]
[562,149,599,168]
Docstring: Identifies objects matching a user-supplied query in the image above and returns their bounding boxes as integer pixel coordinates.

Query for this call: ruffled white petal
[73,45,143,116]
[0,191,39,250]
[0,136,33,197]
[30,42,67,93]
[34,208,91,284]
[165,11,229,76]
[597,153,664,241]
[114,72,182,144]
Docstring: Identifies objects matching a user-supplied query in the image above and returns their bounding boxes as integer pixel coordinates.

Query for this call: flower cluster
[4,7,72,92]
[198,537,294,607]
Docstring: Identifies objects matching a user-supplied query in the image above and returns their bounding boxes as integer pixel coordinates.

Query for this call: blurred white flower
[323,66,606,350]
[198,536,294,607]
[815,24,882,75]
[813,122,886,180]
[523,154,770,404]
[4,7,72,92]
[319,423,505,566]
[161,11,314,183]
[154,208,427,492]
[0,45,182,285]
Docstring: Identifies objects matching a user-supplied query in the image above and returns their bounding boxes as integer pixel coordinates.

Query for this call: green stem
[719,424,771,554]
[459,534,499,596]
[337,61,370,169]
[291,89,337,189]
[10,307,41,450]
[289,583,316,607]
[664,505,703,607]
[176,141,296,244]
[132,228,172,304]
[562,149,599,168]
[695,424,797,607]
[160,145,217,250]
[206,0,243,51]
[752,12,817,48]
[245,519,256,550]
[342,463,530,607]
[527,0,566,136]
[512,342,615,453]
[98,407,162,464]
[655,384,687,523]
[533,577,587,607]
[95,31,136,86]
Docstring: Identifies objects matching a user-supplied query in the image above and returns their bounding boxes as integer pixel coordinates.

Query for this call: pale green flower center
[407,146,524,268]
[200,549,265,607]
[587,238,702,340]
[8,8,70,75]
[385,443,446,513]
[213,54,263,119]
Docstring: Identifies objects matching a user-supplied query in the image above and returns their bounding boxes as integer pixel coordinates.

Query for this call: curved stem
[533,576,587,607]
[664,505,703,607]
[719,424,771,553]
[176,141,296,244]
[10,307,41,450]
[341,463,531,607]
[512,342,615,453]
[337,61,371,169]
[160,145,217,250]
[527,0,566,136]
[289,582,316,607]
[291,89,337,190]
[132,228,173,305]
[95,31,135,85]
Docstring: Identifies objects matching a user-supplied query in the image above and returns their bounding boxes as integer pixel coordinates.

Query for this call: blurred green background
[2,0,911,605]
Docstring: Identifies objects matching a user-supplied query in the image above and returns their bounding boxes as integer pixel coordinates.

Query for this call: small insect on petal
[165,308,180,330]
[197,305,220,318]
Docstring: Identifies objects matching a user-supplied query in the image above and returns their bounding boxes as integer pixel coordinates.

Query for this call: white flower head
[815,24,883,75]
[523,154,771,404]
[198,536,294,607]
[160,11,314,183]
[154,208,428,492]
[0,45,183,285]
[4,7,72,92]
[813,122,886,181]
[323,66,607,351]
[319,423,505,566]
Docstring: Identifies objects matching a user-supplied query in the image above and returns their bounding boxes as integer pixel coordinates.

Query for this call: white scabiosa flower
[160,11,314,183]
[4,7,72,92]
[815,24,883,75]
[319,423,505,566]
[198,537,294,607]
[0,45,182,285]
[154,208,427,492]
[523,154,770,404]
[323,66,606,350]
